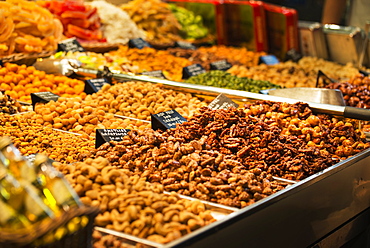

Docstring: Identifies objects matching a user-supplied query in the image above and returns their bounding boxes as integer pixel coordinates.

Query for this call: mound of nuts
[0,63,86,103]
[228,62,317,88]
[24,81,207,137]
[0,113,94,163]
[94,128,288,208]
[227,57,360,88]
[325,73,370,133]
[84,82,208,120]
[24,95,149,137]
[325,74,370,109]
[54,157,216,244]
[93,101,369,208]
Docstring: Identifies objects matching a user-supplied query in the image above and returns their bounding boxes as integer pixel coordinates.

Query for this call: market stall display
[1,0,370,247]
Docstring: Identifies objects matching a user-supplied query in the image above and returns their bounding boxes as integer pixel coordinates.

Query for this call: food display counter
[1,0,370,247]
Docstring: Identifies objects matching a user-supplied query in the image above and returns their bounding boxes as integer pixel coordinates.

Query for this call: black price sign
[141,70,167,79]
[0,59,3,67]
[31,92,59,110]
[84,78,110,94]
[208,94,238,110]
[259,55,279,65]
[57,37,85,52]
[95,129,131,148]
[175,41,196,50]
[151,110,187,131]
[128,38,152,49]
[210,60,232,71]
[182,64,206,79]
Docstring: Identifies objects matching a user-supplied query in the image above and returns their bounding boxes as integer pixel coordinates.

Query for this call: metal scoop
[32,58,370,121]
[267,87,346,106]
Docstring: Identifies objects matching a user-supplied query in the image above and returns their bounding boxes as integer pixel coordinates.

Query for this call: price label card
[84,78,110,94]
[31,92,59,110]
[175,41,196,50]
[0,60,3,67]
[151,110,187,131]
[208,94,239,110]
[57,37,85,52]
[95,129,131,148]
[182,64,206,80]
[259,55,279,65]
[128,38,152,49]
[210,60,232,71]
[141,70,167,79]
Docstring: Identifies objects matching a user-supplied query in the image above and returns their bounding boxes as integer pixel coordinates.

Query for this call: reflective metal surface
[267,87,346,106]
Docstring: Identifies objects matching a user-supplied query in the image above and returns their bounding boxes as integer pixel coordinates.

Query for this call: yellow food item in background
[121,0,182,44]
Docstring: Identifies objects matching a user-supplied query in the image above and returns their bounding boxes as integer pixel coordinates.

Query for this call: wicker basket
[0,206,100,248]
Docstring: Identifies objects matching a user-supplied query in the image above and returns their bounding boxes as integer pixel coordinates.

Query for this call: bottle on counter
[0,166,55,227]
[0,197,30,230]
[0,136,60,213]
[0,136,37,182]
[33,153,82,212]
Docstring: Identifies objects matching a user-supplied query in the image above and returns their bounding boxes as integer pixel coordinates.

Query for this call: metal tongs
[33,58,370,121]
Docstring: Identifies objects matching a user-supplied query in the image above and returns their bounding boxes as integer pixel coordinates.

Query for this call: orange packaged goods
[221,1,268,52]
[0,0,63,56]
[263,3,299,60]
[38,0,104,42]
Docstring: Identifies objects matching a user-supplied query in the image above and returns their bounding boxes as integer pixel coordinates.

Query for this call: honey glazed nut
[93,101,369,208]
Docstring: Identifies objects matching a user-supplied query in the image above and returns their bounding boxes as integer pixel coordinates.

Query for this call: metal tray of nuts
[94,194,240,248]
[97,76,370,247]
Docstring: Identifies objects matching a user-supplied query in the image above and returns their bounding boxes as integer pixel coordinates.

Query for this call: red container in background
[263,3,299,59]
[167,0,224,44]
[221,1,268,52]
